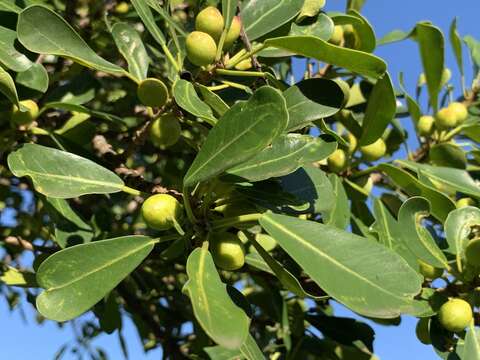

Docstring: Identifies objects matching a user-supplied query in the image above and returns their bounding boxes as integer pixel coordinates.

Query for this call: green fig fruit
[456,197,476,208]
[449,102,468,124]
[186,31,217,67]
[327,149,347,173]
[435,107,457,130]
[418,260,443,280]
[210,232,246,270]
[417,115,435,136]
[114,2,129,14]
[137,78,169,108]
[329,25,344,45]
[234,58,252,71]
[465,238,480,266]
[345,132,358,154]
[150,113,182,148]
[195,6,224,42]
[438,298,473,332]
[141,194,184,231]
[415,318,431,345]
[360,138,386,162]
[224,16,242,49]
[11,100,39,126]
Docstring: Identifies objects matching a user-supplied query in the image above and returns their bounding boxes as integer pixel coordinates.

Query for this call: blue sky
[2,0,480,359]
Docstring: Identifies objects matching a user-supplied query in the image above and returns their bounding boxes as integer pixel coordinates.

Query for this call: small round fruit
[465,238,480,266]
[141,194,184,231]
[114,2,129,14]
[150,113,182,148]
[438,298,473,332]
[195,6,224,42]
[415,318,431,345]
[329,25,344,45]
[435,107,457,130]
[418,260,443,280]
[186,31,217,67]
[224,16,242,49]
[417,115,435,136]
[449,102,468,124]
[11,100,39,126]
[346,132,358,154]
[211,233,246,271]
[137,78,169,107]
[327,149,347,173]
[456,197,476,208]
[360,138,386,162]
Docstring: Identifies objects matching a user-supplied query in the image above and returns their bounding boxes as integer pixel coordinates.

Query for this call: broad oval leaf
[429,142,467,169]
[290,13,333,40]
[0,64,21,106]
[184,86,288,187]
[240,334,266,360]
[17,5,125,76]
[16,63,49,93]
[259,212,423,318]
[330,10,376,53]
[322,174,350,230]
[241,0,304,41]
[183,247,250,349]
[0,25,32,72]
[225,134,337,182]
[36,236,156,321]
[197,84,230,117]
[265,36,387,79]
[444,207,480,256]
[8,144,124,198]
[173,79,217,125]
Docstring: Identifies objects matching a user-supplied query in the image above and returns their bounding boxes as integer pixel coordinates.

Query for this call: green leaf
[8,144,124,198]
[398,197,448,269]
[359,72,396,145]
[17,5,124,76]
[377,29,412,46]
[449,18,464,79]
[204,346,244,360]
[197,84,230,117]
[464,35,480,71]
[145,0,187,37]
[226,134,336,182]
[283,78,346,131]
[240,334,266,360]
[462,322,480,360]
[173,79,217,125]
[111,22,149,81]
[290,13,333,40]
[130,0,166,46]
[222,0,237,30]
[429,143,467,169]
[0,266,37,288]
[16,63,49,93]
[415,22,444,112]
[184,86,288,187]
[322,174,350,230]
[183,247,250,349]
[0,25,33,72]
[0,64,21,106]
[347,0,367,12]
[260,212,423,318]
[444,207,480,256]
[399,72,421,123]
[0,0,21,13]
[297,0,326,21]
[241,0,304,41]
[36,236,156,321]
[43,102,124,122]
[265,36,386,79]
[331,10,376,53]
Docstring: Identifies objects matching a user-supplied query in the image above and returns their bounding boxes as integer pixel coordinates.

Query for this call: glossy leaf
[0,25,32,72]
[0,0,21,13]
[183,247,250,349]
[290,13,333,40]
[240,334,266,360]
[359,72,396,145]
[241,0,304,41]
[260,212,423,318]
[0,64,21,106]
[322,174,350,230]
[462,322,480,360]
[331,10,376,53]
[145,0,187,36]
[444,206,480,256]
[173,80,216,125]
[130,0,166,46]
[184,86,288,187]
[377,29,411,46]
[297,0,325,21]
[449,18,464,79]
[0,266,37,288]
[8,144,124,198]
[204,346,243,360]
[17,5,125,76]
[265,36,387,79]
[429,143,467,169]
[36,236,156,321]
[111,22,149,81]
[464,35,480,70]
[16,63,49,93]
[222,0,237,29]
[197,84,230,117]
[226,134,336,182]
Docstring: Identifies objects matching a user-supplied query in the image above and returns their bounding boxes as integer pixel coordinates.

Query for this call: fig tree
[456,197,476,208]
[329,25,344,45]
[435,107,457,130]
[195,6,224,42]
[327,149,347,173]
[11,100,39,126]
[449,102,468,124]
[149,113,182,148]
[210,232,246,270]
[360,138,386,162]
[417,115,435,136]
[141,194,184,231]
[137,78,169,108]
[465,238,480,266]
[186,31,217,67]
[438,298,473,332]
[415,318,431,345]
[224,16,242,49]
[418,260,443,280]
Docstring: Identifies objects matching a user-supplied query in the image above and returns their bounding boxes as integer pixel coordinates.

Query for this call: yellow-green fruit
[327,149,347,173]
[254,233,277,252]
[224,16,242,49]
[329,25,344,45]
[11,100,39,126]
[456,197,476,208]
[449,102,468,124]
[415,318,431,345]
[195,6,224,42]
[211,233,246,270]
[346,132,358,154]
[149,113,182,148]
[114,2,129,14]
[186,31,217,66]
[360,138,386,162]
[418,260,443,280]
[435,107,457,130]
[440,68,452,86]
[141,194,184,231]
[137,78,169,107]
[234,58,252,71]
[438,298,473,332]
[417,115,435,136]
[465,238,480,266]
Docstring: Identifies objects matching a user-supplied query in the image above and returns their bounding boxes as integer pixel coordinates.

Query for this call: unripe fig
[329,25,344,45]
[465,238,480,266]
[150,113,182,148]
[234,58,253,71]
[11,100,39,126]
[210,232,246,270]
[418,260,443,280]
[346,132,358,154]
[141,194,184,231]
[435,107,457,130]
[415,318,431,345]
[195,6,224,42]
[327,149,347,173]
[456,197,476,208]
[114,2,129,14]
[438,298,473,332]
[417,115,435,136]
[449,102,468,124]
[224,16,242,49]
[360,138,386,162]
[186,31,217,67]
[137,78,169,107]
